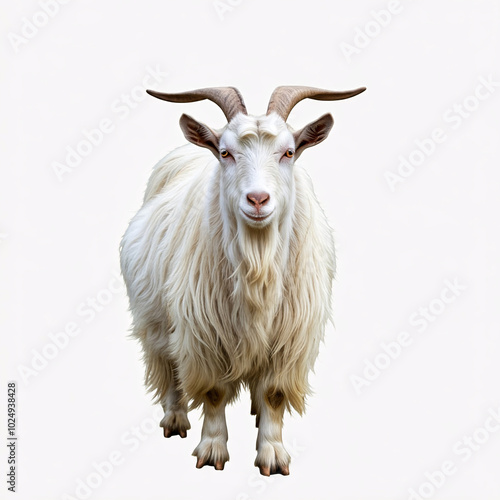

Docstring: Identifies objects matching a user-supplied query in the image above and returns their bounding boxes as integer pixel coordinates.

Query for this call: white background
[1,0,500,499]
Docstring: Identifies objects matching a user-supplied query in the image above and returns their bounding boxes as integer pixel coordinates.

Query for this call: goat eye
[284,149,294,158]
[220,150,229,158]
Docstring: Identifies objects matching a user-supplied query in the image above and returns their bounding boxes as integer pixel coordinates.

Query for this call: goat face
[179,111,335,229]
[218,113,297,228]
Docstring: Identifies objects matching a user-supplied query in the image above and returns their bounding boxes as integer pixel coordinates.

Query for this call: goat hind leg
[160,377,190,438]
[140,326,190,438]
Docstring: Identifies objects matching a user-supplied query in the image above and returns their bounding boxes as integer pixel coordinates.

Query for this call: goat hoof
[163,427,187,438]
[195,456,227,470]
[193,439,229,470]
[195,457,225,470]
[259,465,271,476]
[255,441,290,476]
[258,463,289,476]
[160,410,190,438]
[280,464,290,476]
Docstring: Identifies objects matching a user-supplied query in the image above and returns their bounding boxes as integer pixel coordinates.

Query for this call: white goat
[120,85,365,475]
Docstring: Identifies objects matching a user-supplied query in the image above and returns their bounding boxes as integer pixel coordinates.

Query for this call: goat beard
[227,219,287,347]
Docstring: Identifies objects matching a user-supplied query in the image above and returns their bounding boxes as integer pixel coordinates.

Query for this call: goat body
[120,86,364,475]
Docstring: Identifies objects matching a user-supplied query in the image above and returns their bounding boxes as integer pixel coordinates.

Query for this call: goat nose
[247,191,270,209]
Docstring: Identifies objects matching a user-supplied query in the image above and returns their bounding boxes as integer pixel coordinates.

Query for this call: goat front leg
[192,386,230,470]
[253,386,290,476]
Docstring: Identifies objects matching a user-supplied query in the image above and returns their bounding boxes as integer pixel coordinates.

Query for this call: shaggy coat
[120,141,335,413]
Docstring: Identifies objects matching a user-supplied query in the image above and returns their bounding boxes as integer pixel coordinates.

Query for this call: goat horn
[146,87,247,122]
[267,86,366,121]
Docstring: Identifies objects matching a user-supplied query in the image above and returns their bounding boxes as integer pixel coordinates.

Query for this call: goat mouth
[241,209,273,222]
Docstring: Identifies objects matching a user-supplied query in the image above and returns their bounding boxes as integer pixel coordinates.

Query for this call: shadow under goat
[119,85,365,475]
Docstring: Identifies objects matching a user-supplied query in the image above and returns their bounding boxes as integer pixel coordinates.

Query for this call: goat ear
[179,113,220,157]
[293,113,334,158]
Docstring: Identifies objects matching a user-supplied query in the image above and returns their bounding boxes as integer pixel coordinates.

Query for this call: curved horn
[146,86,247,122]
[267,85,366,121]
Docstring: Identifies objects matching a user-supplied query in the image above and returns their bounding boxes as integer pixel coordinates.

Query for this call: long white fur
[120,111,335,470]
